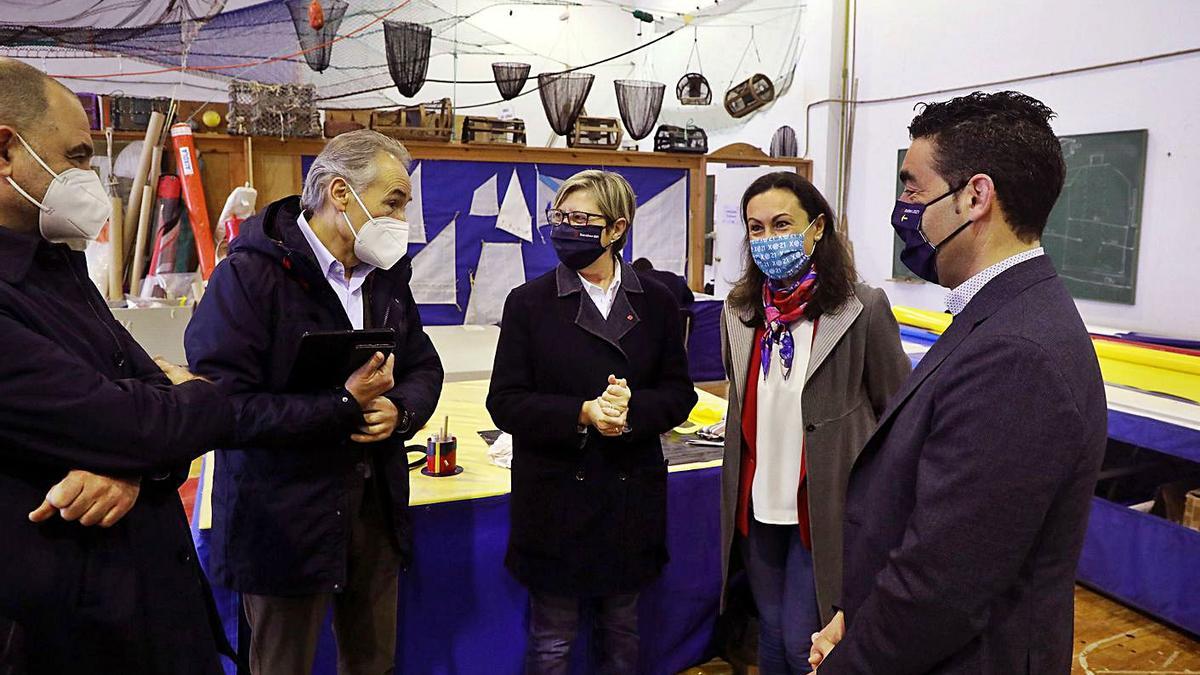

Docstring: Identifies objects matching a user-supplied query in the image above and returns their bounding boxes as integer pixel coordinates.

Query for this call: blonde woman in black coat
[487,170,697,674]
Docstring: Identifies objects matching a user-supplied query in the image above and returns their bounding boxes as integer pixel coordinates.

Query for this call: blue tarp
[195,467,723,674]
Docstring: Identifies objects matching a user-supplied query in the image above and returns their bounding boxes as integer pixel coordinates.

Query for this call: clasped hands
[26,355,199,528]
[580,375,632,437]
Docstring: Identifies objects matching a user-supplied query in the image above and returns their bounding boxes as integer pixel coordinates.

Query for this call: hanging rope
[725,25,763,91]
[684,25,702,74]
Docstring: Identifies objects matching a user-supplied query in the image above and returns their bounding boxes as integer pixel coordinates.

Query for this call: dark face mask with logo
[550,223,609,270]
[890,183,973,285]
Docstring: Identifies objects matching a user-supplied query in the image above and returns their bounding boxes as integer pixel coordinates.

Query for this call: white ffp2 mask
[6,132,111,245]
[342,182,409,270]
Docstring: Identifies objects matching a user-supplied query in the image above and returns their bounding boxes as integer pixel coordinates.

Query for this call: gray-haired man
[185,130,444,674]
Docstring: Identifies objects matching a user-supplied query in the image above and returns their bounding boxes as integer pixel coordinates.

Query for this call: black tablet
[287,328,396,391]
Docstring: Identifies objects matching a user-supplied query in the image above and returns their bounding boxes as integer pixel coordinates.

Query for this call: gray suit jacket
[719,283,911,623]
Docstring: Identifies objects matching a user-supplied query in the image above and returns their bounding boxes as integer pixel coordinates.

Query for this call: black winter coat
[487,262,697,596]
[185,196,443,596]
[0,227,234,674]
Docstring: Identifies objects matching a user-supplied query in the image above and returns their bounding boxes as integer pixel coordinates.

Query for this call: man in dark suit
[810,91,1107,674]
[0,58,236,673]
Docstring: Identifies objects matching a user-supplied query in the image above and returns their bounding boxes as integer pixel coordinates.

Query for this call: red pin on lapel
[627,314,634,321]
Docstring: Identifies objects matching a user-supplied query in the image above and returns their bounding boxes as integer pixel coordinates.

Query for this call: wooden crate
[654,124,708,154]
[372,98,454,143]
[461,116,527,146]
[322,109,373,138]
[110,95,172,131]
[1186,489,1200,532]
[567,116,623,150]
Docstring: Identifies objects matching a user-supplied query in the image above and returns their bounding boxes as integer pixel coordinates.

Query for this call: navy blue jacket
[0,227,234,674]
[821,256,1107,674]
[487,262,697,596]
[185,196,443,596]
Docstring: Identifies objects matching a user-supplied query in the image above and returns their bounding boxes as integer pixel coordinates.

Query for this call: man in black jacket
[810,92,1107,674]
[0,58,236,674]
[186,130,443,675]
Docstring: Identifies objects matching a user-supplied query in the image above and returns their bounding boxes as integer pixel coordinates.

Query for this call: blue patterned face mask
[749,216,819,281]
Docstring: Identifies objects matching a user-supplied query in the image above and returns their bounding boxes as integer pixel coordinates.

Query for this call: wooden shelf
[91,129,813,292]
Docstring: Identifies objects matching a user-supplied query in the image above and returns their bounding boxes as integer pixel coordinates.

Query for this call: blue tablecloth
[196,466,723,674]
[687,299,724,383]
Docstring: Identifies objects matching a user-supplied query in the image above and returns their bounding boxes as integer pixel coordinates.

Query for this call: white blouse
[752,319,814,525]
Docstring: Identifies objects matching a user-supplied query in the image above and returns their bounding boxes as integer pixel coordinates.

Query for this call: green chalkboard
[890,130,1148,304]
[1045,130,1147,304]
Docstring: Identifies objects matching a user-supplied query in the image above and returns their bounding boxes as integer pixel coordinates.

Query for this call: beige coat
[719,283,911,623]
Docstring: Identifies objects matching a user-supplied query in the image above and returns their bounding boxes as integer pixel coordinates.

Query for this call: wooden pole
[129,185,154,298]
[107,196,125,302]
[122,111,166,259]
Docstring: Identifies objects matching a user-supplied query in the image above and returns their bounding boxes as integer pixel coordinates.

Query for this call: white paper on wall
[535,169,564,228]
[631,176,688,276]
[409,218,457,305]
[407,162,427,244]
[469,174,500,217]
[464,242,525,326]
[495,170,532,242]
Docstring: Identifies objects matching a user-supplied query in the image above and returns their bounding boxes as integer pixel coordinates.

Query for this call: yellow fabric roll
[893,306,1200,404]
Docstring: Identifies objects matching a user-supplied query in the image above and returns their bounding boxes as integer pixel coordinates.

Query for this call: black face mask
[550,223,609,270]
[890,184,972,285]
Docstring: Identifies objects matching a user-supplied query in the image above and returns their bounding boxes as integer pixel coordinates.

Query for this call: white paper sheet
[495,170,532,242]
[632,176,688,275]
[407,162,427,244]
[409,218,457,305]
[469,174,500,217]
[464,242,525,326]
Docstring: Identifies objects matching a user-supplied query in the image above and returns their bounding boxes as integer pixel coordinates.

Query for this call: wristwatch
[396,404,413,435]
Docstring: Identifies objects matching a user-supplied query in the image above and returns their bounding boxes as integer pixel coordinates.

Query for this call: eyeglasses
[545,209,611,228]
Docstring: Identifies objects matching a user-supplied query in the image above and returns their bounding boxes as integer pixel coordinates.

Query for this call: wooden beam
[707,142,813,177]
[688,159,707,292]
[97,131,714,290]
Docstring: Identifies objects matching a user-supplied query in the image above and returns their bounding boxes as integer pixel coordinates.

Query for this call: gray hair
[300,129,413,211]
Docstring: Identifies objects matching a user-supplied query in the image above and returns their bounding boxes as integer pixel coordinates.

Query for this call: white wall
[706,0,841,199]
[19,0,1200,337]
[841,0,1200,338]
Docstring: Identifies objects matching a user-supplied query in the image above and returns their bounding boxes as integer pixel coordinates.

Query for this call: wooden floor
[683,589,1200,674]
[1073,586,1200,674]
[688,382,1200,673]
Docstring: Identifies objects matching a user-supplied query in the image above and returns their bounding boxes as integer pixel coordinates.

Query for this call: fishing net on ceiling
[537,71,594,136]
[383,20,432,98]
[0,0,537,107]
[770,125,798,157]
[492,62,530,100]
[0,0,226,36]
[286,0,348,74]
[614,79,665,141]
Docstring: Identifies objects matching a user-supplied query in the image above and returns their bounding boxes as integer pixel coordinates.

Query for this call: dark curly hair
[726,172,857,326]
[908,90,1066,242]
